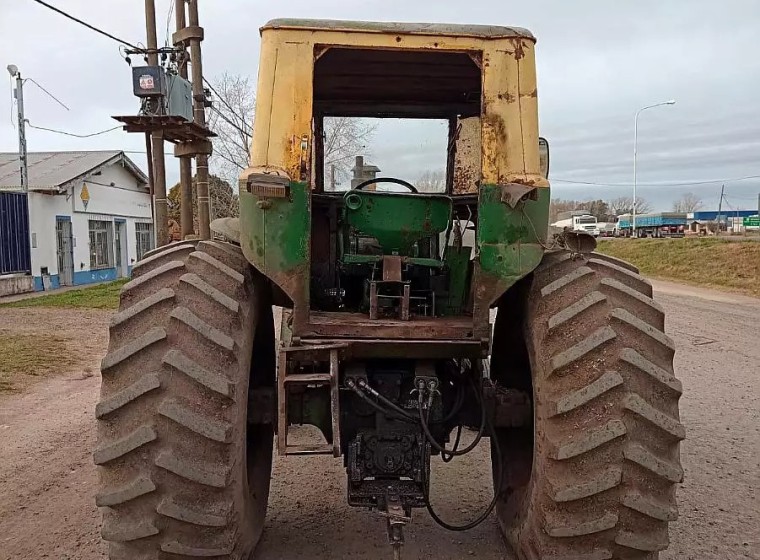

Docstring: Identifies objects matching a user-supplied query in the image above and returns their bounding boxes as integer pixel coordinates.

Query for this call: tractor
[95,19,684,560]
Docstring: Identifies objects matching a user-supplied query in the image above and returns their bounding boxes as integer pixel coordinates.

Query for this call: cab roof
[261,18,534,41]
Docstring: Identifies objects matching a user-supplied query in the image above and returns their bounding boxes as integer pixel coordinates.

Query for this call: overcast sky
[1,0,758,211]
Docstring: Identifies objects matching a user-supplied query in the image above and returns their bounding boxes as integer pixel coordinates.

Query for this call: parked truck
[617,212,686,238]
[551,211,601,237]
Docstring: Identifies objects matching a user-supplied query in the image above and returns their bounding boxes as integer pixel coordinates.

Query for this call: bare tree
[323,117,377,183]
[415,170,446,193]
[168,174,239,235]
[672,192,703,213]
[207,74,375,187]
[549,199,579,223]
[608,196,653,216]
[206,73,255,185]
[549,199,613,223]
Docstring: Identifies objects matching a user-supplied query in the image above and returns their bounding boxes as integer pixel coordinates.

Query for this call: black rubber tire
[95,240,274,559]
[493,251,684,559]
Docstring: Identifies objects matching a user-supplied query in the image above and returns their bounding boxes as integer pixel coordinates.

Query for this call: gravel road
[0,282,758,560]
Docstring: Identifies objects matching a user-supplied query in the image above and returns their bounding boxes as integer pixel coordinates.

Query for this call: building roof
[262,19,534,40]
[688,210,757,220]
[0,151,148,193]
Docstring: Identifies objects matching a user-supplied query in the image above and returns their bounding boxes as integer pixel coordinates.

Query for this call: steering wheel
[354,177,418,193]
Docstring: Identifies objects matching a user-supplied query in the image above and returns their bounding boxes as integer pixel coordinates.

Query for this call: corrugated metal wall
[0,192,31,274]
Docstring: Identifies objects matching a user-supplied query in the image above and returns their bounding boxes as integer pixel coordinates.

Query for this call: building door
[55,218,74,286]
[0,192,31,275]
[114,221,128,278]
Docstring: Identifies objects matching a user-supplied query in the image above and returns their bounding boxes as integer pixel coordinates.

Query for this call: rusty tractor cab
[241,19,550,555]
[96,19,683,560]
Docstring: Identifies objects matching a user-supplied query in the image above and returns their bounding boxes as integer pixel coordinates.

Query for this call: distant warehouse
[686,210,758,235]
[0,151,154,296]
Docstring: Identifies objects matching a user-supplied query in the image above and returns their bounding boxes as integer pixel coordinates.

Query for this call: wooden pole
[187,0,211,240]
[175,0,194,239]
[145,0,169,246]
[144,132,156,245]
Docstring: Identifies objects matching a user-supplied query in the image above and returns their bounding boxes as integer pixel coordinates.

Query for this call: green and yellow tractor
[95,19,683,560]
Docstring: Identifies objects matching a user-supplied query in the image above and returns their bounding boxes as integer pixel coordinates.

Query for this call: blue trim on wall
[33,274,61,292]
[126,265,133,277]
[32,269,119,291]
[55,215,71,221]
[73,268,117,285]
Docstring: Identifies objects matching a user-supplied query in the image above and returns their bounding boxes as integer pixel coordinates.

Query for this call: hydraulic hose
[419,373,505,531]
[441,424,462,463]
[423,410,504,531]
[348,372,505,532]
[417,376,486,457]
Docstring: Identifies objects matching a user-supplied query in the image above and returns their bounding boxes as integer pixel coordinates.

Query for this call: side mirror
[539,137,550,179]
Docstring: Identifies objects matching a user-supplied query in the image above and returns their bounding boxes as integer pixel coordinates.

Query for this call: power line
[552,174,760,188]
[203,77,253,134]
[23,78,70,111]
[164,0,176,47]
[29,0,140,50]
[26,122,122,138]
[209,105,250,139]
[8,78,16,130]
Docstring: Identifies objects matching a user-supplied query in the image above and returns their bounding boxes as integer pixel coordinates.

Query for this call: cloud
[0,0,757,210]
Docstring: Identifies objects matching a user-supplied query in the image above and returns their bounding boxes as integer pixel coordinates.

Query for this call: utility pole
[144,0,169,246]
[716,184,725,235]
[174,1,194,239]
[187,0,211,240]
[7,66,28,193]
[144,132,156,236]
[7,64,32,274]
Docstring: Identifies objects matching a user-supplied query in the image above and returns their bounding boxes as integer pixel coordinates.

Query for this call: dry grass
[597,237,760,297]
[0,334,76,393]
[0,279,127,310]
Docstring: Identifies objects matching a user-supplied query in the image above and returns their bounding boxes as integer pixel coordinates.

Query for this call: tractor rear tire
[493,251,684,559]
[95,240,274,559]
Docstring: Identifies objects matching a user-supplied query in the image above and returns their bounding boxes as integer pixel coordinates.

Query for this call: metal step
[283,373,331,384]
[284,444,335,455]
[277,346,343,457]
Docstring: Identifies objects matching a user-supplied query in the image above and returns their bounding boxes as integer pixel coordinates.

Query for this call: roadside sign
[743,216,759,227]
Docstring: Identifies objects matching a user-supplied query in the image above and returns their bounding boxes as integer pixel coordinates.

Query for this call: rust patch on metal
[481,111,507,181]
[452,117,481,194]
[509,38,526,60]
[498,92,516,103]
[483,112,507,144]
[382,256,402,282]
[300,311,476,341]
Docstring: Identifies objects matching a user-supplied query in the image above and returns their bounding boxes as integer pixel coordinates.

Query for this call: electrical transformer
[131,66,193,122]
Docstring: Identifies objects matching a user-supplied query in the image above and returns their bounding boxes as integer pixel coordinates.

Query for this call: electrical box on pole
[131,66,194,122]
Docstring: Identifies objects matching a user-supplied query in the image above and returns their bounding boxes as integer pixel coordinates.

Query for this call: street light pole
[7,64,34,275]
[7,65,28,193]
[633,100,675,237]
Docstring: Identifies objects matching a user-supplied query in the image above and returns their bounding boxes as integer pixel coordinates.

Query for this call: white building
[0,151,154,295]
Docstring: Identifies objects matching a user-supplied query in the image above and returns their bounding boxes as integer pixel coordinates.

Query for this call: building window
[89,220,113,269]
[135,222,155,261]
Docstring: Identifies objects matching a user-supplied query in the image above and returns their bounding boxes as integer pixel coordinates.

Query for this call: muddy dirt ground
[0,282,758,560]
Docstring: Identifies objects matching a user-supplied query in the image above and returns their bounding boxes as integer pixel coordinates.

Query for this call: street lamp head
[665,99,676,105]
[6,64,19,77]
